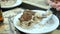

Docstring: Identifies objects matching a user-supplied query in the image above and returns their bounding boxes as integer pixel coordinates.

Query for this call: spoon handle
[47,4,51,12]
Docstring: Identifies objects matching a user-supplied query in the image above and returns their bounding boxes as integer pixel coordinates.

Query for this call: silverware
[47,4,51,12]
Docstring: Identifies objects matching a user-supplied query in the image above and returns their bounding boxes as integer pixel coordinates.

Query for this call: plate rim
[13,10,59,33]
[1,0,22,8]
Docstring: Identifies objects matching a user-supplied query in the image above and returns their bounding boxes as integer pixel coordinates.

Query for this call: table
[2,2,60,34]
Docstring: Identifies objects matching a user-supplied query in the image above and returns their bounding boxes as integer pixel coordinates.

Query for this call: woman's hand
[48,0,60,11]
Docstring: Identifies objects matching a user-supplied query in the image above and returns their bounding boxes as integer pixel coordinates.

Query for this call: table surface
[1,0,60,34]
[2,7,60,34]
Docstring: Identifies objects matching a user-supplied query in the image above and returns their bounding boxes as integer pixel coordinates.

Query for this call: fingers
[56,2,60,11]
[48,0,57,8]
[50,2,57,8]
[56,2,60,7]
[48,0,60,11]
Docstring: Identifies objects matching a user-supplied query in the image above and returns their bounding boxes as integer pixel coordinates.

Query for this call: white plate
[1,0,22,8]
[13,10,59,33]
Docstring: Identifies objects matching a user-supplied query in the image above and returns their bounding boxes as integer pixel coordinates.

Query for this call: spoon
[40,4,53,25]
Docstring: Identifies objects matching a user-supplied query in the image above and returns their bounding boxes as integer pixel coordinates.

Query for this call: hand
[48,0,60,11]
[56,2,60,11]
